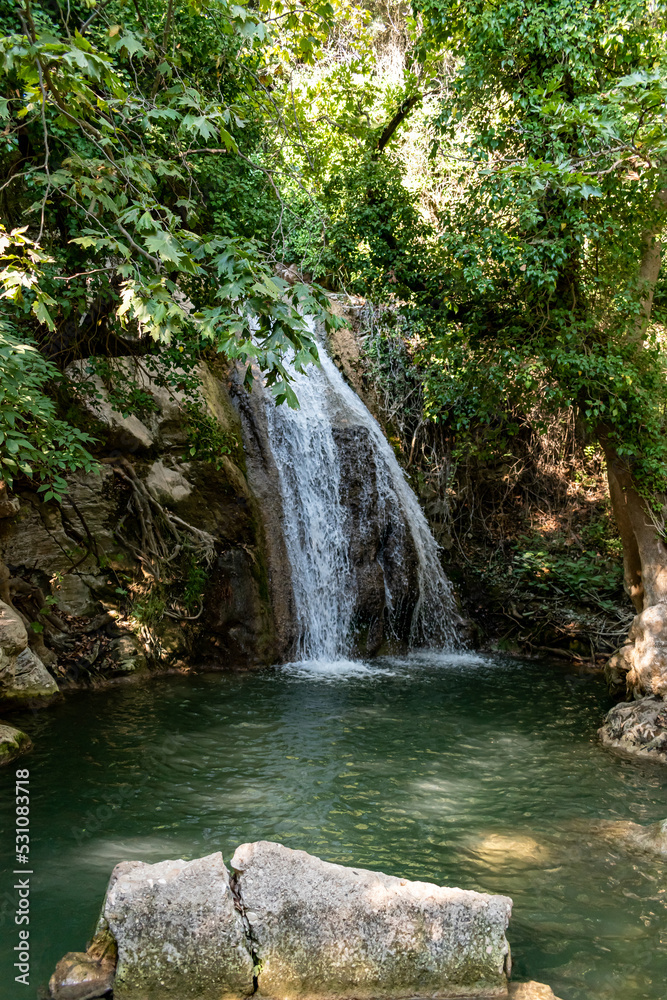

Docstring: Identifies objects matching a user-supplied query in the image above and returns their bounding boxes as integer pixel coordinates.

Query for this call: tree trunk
[601,187,667,698]
[600,433,667,613]
[601,439,667,699]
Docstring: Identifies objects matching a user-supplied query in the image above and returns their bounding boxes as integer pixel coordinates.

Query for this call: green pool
[1,651,666,1000]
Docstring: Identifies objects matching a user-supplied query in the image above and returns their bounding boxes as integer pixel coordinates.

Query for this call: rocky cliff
[0,355,291,714]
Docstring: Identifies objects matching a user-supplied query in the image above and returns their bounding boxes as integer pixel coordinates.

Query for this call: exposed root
[111,457,215,621]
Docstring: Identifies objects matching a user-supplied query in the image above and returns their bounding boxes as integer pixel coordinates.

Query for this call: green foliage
[184,402,240,467]
[406,0,667,492]
[0,323,96,499]
[304,0,667,508]
[0,0,348,498]
[182,553,209,613]
[132,590,167,627]
[509,536,624,613]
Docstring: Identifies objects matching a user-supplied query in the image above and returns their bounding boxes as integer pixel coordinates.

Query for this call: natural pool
[1,652,666,1000]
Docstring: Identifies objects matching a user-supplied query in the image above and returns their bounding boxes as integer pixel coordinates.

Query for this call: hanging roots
[111,457,216,620]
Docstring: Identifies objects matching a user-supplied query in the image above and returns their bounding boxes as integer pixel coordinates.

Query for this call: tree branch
[375,90,439,154]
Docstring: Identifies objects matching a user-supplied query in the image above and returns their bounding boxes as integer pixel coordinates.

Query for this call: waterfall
[264,341,459,662]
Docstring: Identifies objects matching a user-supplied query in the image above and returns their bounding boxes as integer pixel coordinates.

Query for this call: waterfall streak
[264,340,459,661]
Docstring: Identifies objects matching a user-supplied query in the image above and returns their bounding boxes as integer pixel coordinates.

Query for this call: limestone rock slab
[103,852,254,1000]
[231,840,512,1000]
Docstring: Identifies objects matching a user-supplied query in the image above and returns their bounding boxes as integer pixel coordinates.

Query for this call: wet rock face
[200,549,274,667]
[104,853,254,1000]
[232,370,298,661]
[0,357,282,687]
[334,424,419,656]
[599,696,667,763]
[231,840,512,1000]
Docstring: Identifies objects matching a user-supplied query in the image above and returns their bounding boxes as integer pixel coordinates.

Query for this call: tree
[0,0,344,499]
[409,0,667,689]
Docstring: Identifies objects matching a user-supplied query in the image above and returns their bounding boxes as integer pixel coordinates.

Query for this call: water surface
[1,652,666,1000]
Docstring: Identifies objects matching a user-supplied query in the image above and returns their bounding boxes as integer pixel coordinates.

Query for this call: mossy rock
[0,722,32,766]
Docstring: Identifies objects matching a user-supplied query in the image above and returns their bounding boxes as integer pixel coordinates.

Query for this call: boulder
[599,696,667,762]
[49,951,115,1000]
[231,840,512,999]
[52,843,568,1000]
[0,600,28,655]
[10,646,59,701]
[49,926,117,1000]
[0,600,59,706]
[0,721,32,765]
[103,852,254,1000]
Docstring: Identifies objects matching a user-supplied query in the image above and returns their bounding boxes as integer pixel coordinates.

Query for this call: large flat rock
[231,840,512,999]
[103,852,254,1000]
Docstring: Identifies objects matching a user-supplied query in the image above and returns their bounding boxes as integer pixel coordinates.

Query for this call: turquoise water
[1,651,666,1000]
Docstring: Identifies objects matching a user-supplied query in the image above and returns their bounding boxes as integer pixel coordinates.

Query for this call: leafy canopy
[0,0,345,496]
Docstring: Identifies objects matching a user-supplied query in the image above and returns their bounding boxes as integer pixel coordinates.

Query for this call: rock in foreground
[49,951,114,1000]
[232,840,512,999]
[50,842,518,1000]
[508,984,562,1000]
[104,853,254,1000]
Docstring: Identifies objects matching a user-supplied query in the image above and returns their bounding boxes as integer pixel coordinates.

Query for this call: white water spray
[264,341,459,661]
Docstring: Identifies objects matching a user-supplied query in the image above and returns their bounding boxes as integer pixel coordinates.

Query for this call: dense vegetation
[1,0,667,653]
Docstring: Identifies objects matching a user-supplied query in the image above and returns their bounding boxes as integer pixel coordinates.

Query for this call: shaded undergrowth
[341,300,633,661]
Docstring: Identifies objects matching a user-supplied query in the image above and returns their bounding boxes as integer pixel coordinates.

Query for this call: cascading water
[264,338,459,662]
